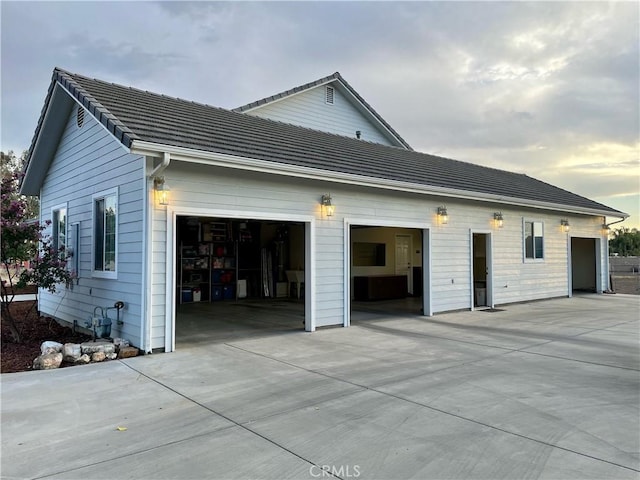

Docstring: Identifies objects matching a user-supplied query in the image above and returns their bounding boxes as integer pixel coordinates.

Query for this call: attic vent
[76,106,85,128]
[325,86,334,105]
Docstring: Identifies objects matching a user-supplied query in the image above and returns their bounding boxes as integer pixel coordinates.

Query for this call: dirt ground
[1,300,91,373]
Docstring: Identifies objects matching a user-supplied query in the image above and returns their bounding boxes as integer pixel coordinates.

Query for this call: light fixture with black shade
[494,212,504,228]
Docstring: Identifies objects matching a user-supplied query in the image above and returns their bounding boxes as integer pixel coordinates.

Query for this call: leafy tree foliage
[609,227,640,257]
[1,170,74,343]
[1,150,39,219]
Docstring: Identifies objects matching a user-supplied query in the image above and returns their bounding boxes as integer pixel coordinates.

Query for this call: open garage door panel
[175,216,306,344]
[571,237,598,293]
[350,225,425,317]
[177,217,305,302]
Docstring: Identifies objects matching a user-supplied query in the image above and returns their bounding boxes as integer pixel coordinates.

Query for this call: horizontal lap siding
[151,162,606,346]
[246,87,394,147]
[39,109,144,347]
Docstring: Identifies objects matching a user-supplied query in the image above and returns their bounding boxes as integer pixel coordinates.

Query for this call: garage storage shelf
[179,241,236,304]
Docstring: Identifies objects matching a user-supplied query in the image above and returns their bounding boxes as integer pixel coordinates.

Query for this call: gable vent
[76,106,85,128]
[325,86,334,105]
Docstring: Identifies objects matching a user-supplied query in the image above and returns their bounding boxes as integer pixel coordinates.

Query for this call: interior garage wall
[351,227,422,277]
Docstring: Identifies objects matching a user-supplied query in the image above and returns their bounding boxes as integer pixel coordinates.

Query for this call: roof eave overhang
[20,83,75,196]
[132,140,628,220]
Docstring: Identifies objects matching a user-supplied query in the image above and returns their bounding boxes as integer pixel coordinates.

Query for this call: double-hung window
[524,220,544,260]
[93,188,118,278]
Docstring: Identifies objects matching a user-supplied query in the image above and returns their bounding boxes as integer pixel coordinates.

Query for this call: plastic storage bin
[181,288,193,303]
[223,285,235,300]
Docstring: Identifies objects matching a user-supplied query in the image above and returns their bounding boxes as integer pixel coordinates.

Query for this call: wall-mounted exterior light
[154,176,170,206]
[437,206,448,225]
[561,219,570,233]
[321,194,335,217]
[494,212,504,228]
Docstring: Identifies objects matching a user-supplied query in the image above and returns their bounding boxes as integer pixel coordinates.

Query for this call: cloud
[1,1,638,228]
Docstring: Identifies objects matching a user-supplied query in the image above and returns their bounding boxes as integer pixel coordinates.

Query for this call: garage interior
[350,225,424,320]
[175,216,306,345]
[571,237,598,293]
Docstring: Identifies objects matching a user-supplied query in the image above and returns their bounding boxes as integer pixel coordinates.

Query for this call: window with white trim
[524,220,544,260]
[93,189,118,277]
[52,206,67,254]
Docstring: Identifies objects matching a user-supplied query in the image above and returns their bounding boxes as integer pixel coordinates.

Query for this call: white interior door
[395,234,413,294]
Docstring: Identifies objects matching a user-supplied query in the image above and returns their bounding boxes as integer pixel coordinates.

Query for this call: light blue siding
[39,107,145,348]
[245,85,395,146]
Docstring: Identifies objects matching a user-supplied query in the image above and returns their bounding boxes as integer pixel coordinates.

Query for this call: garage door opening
[349,225,427,321]
[175,216,307,346]
[571,237,598,293]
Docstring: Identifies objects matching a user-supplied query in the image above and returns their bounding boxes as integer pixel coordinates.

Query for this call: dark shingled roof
[233,72,413,150]
[33,68,624,216]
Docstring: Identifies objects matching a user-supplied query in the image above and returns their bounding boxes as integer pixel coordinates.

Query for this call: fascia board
[131,140,628,220]
[20,85,69,195]
[332,80,408,149]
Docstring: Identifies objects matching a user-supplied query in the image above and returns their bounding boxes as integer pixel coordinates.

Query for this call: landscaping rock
[117,346,139,359]
[75,354,90,364]
[33,352,63,370]
[113,337,129,350]
[106,352,117,360]
[41,341,63,355]
[91,351,106,362]
[62,343,82,362]
[81,342,115,355]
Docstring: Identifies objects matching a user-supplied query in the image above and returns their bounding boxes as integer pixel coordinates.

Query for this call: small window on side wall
[52,206,67,255]
[524,220,544,260]
[93,188,118,278]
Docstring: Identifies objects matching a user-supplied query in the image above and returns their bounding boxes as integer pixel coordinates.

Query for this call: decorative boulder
[81,342,115,355]
[75,354,90,364]
[41,341,63,355]
[33,352,63,370]
[62,343,82,362]
[117,346,139,359]
[91,351,106,362]
[106,352,118,360]
[113,338,130,350]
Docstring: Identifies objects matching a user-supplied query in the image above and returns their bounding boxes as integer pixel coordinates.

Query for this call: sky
[2,1,638,228]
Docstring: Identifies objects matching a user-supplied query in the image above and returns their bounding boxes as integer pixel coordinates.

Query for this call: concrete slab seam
[117,360,342,478]
[225,343,640,475]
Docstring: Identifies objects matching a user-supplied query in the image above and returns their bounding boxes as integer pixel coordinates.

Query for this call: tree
[609,227,640,257]
[1,150,39,219]
[1,171,74,343]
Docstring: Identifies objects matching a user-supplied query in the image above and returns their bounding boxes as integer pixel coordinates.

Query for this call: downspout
[150,151,171,178]
[145,152,171,352]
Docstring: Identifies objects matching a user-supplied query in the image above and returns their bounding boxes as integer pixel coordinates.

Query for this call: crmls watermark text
[309,464,361,478]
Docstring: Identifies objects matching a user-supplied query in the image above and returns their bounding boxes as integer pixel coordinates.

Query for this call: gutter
[130,140,629,221]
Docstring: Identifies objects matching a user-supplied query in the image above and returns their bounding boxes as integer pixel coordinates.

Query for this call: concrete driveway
[2,294,639,479]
